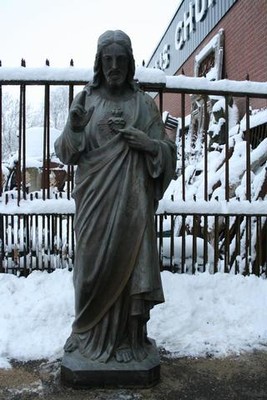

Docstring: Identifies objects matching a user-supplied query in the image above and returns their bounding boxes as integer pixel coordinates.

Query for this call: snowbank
[1,269,267,369]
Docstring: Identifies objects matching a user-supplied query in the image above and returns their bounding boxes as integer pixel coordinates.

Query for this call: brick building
[147,0,267,119]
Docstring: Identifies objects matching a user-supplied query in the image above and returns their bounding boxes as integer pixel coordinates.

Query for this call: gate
[0,66,267,275]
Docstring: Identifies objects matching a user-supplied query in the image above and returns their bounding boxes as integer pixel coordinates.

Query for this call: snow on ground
[1,268,267,369]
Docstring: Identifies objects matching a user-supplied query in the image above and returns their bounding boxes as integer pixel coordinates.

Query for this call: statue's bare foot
[64,334,79,353]
[132,344,148,362]
[115,347,133,363]
[129,317,148,362]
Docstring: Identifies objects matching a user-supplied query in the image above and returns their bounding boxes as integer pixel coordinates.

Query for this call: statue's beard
[106,71,126,88]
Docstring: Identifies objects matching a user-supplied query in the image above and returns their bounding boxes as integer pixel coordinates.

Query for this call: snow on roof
[25,127,61,158]
[240,109,267,131]
[3,127,63,170]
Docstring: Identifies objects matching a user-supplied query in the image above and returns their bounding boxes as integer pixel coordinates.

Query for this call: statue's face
[101,43,129,89]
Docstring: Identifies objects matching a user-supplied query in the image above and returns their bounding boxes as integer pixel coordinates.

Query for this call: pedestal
[61,339,160,388]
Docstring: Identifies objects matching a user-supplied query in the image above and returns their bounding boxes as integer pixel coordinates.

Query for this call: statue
[55,30,176,386]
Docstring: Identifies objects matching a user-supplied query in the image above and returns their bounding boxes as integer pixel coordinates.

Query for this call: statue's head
[92,30,136,89]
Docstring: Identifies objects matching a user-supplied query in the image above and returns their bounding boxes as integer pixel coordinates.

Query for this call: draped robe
[55,85,176,362]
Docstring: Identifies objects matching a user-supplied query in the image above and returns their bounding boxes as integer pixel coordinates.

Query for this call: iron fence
[156,212,266,276]
[0,213,74,275]
[0,66,267,276]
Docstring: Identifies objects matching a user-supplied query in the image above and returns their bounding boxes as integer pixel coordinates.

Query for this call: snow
[157,199,267,215]
[0,269,74,369]
[1,198,267,216]
[0,66,166,84]
[166,75,267,96]
[195,31,223,64]
[0,67,94,82]
[25,127,61,158]
[135,66,166,84]
[0,197,75,214]
[240,108,267,131]
[0,67,267,371]
[159,236,215,272]
[5,127,63,170]
[194,30,224,81]
[150,271,267,357]
[0,66,266,96]
[1,268,267,369]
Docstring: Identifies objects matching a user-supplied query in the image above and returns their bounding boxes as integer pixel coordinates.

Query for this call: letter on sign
[175,20,184,50]
[195,0,208,23]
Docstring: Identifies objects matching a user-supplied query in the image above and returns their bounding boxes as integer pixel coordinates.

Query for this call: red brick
[163,0,267,117]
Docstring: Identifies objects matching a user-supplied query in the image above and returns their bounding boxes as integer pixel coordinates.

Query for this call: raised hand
[69,90,95,132]
[119,126,158,155]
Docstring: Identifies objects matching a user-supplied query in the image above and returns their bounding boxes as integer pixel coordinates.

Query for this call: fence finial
[21,58,26,67]
[70,59,74,67]
[181,68,185,75]
[45,59,50,66]
[142,60,145,67]
[0,60,1,67]
[246,73,250,80]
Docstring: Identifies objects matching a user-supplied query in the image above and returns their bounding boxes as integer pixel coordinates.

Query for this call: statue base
[61,339,160,388]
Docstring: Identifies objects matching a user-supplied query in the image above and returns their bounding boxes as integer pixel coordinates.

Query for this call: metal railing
[156,212,266,276]
[0,66,267,275]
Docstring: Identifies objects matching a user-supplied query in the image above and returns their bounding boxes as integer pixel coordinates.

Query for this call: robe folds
[55,85,177,361]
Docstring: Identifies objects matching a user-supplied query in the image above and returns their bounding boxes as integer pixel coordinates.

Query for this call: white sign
[154,0,216,70]
[154,44,170,70]
[175,0,215,50]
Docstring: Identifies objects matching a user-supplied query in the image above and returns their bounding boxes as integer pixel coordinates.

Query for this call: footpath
[1,350,267,400]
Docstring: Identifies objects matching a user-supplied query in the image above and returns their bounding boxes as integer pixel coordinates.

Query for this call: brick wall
[161,0,267,118]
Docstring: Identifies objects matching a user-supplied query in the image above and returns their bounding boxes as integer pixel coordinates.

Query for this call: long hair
[91,30,137,90]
